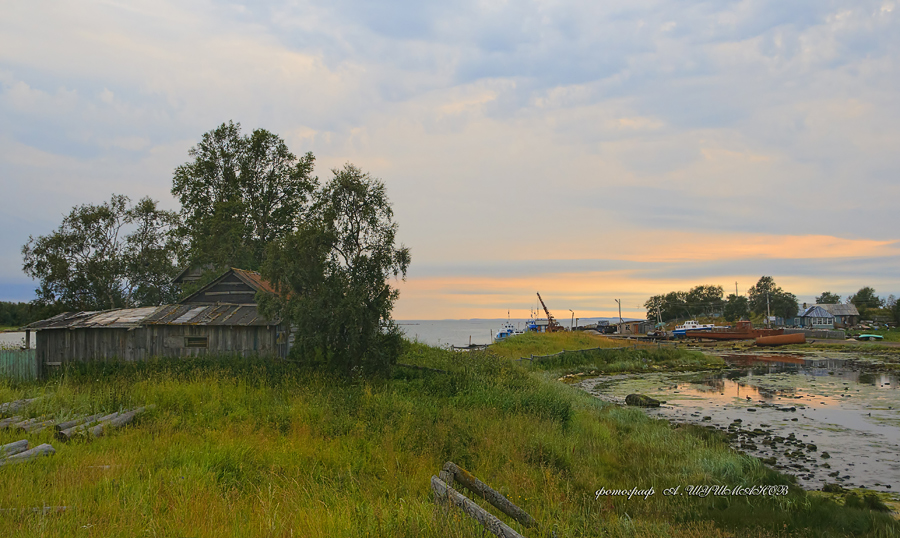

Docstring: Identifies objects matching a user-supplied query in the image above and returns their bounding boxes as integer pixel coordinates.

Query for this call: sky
[1,0,898,320]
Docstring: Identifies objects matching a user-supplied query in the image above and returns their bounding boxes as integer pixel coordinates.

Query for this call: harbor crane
[536,292,565,332]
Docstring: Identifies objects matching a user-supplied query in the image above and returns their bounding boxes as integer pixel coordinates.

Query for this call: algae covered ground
[0,340,898,537]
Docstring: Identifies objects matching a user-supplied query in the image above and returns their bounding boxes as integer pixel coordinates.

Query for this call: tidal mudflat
[576,352,900,492]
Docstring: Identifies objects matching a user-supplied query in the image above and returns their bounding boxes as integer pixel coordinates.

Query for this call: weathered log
[0,416,23,429]
[87,405,155,438]
[0,397,40,415]
[52,412,108,433]
[431,476,525,538]
[0,443,55,466]
[0,439,28,458]
[20,417,61,433]
[442,462,537,528]
[57,411,123,441]
[11,416,48,430]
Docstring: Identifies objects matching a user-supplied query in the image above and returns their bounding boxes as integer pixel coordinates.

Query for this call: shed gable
[180,272,259,304]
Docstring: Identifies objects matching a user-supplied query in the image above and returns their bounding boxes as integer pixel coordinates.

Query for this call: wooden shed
[26,268,291,368]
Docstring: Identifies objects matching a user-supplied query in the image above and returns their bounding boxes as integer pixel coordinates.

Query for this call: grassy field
[0,341,897,537]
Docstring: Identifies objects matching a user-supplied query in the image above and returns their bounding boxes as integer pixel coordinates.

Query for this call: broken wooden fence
[432,461,538,538]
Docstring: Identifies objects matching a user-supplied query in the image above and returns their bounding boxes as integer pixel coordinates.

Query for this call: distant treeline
[0,301,55,328]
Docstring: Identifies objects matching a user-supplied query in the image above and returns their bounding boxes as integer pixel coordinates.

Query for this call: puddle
[577,353,900,492]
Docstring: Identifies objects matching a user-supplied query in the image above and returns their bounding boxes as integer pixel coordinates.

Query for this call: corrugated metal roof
[817,303,860,316]
[27,304,278,330]
[799,305,832,318]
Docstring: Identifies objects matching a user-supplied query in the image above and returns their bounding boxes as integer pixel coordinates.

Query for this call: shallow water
[0,332,34,349]
[577,352,900,492]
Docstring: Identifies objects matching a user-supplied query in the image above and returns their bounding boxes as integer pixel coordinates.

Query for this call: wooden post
[25,330,30,350]
[431,476,525,538]
[442,462,538,528]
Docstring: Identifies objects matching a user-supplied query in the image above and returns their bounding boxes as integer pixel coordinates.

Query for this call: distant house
[791,304,835,329]
[616,320,654,335]
[817,303,860,327]
[26,268,291,368]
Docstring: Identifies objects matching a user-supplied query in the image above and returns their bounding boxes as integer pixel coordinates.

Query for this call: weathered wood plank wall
[36,325,283,364]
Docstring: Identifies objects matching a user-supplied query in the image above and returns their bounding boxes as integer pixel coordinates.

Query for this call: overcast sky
[1,0,898,319]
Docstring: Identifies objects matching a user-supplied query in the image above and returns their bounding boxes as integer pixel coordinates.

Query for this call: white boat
[493,320,524,342]
[672,320,716,337]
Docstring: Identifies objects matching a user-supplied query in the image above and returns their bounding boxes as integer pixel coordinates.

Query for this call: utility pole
[766,291,771,328]
[735,281,739,296]
[615,299,623,324]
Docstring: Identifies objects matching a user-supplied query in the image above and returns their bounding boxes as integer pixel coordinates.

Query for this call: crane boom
[536,292,564,332]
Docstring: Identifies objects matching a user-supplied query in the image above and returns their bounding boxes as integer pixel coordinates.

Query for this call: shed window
[185,336,209,348]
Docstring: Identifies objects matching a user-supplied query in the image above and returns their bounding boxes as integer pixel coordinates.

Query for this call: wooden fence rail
[432,461,539,538]
[0,349,39,382]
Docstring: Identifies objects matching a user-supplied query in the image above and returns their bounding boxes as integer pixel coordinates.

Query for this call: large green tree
[748,276,799,321]
[645,285,724,322]
[849,287,884,317]
[259,164,410,377]
[171,121,317,272]
[816,291,841,304]
[723,294,750,322]
[22,195,183,311]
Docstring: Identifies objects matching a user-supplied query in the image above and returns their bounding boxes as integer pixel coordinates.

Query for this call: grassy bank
[489,331,725,376]
[0,343,896,537]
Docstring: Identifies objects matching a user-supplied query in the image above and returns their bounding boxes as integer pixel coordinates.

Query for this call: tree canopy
[171,121,317,272]
[849,286,884,316]
[815,291,841,304]
[723,294,750,322]
[747,276,799,321]
[22,195,183,311]
[644,285,724,322]
[259,164,410,377]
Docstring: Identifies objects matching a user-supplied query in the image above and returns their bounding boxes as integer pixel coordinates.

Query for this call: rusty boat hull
[755,333,806,346]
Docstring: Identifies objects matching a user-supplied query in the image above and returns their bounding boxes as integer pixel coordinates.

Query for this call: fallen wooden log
[0,397,41,415]
[0,440,29,458]
[20,417,61,433]
[10,416,48,430]
[52,412,108,433]
[87,405,155,438]
[57,411,123,441]
[431,476,524,538]
[441,462,537,528]
[0,443,55,466]
[0,416,23,429]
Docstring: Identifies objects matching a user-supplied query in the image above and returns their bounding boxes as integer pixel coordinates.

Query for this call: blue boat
[672,320,716,338]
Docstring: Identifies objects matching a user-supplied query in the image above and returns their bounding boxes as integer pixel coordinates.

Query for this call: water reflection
[579,352,900,492]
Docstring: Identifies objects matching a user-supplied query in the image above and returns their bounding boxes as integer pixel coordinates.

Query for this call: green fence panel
[0,349,39,381]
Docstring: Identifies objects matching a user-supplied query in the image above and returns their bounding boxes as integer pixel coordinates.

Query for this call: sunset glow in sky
[2,1,898,319]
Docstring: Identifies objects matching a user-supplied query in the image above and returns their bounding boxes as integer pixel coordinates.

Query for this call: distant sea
[395,318,634,348]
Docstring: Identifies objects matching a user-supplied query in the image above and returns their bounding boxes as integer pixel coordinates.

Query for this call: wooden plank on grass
[442,461,538,528]
[431,476,525,538]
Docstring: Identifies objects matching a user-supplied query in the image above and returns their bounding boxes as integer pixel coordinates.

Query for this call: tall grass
[0,344,895,537]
